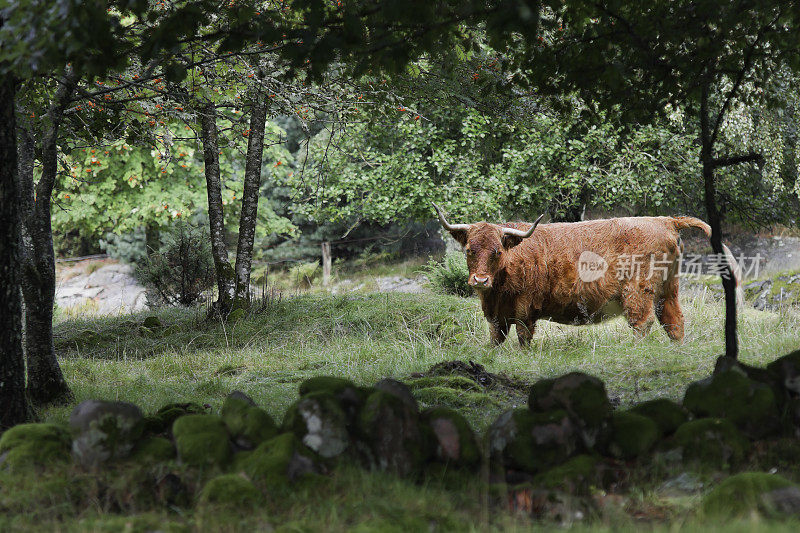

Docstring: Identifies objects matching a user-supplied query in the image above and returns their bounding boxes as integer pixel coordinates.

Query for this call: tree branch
[712,152,764,168]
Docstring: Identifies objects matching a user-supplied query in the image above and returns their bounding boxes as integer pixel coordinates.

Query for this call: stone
[767,349,800,396]
[198,474,262,508]
[374,378,419,414]
[420,407,480,468]
[413,387,498,409]
[357,390,424,476]
[0,423,71,471]
[683,367,780,438]
[529,372,612,449]
[298,376,369,423]
[130,437,175,463]
[142,402,206,436]
[221,392,278,450]
[607,411,659,460]
[142,316,162,329]
[234,433,320,489]
[70,400,144,468]
[671,418,750,469]
[489,408,580,474]
[172,414,232,467]
[762,486,800,516]
[282,392,349,459]
[532,455,604,495]
[628,399,688,437]
[702,472,796,517]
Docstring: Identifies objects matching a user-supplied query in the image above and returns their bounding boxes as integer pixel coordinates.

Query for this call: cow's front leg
[516,318,537,347]
[488,316,510,345]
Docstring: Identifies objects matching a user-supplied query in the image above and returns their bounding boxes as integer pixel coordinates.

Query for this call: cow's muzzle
[469,274,492,289]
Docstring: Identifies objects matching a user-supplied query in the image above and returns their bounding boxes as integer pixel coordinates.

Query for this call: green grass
[4,291,799,531]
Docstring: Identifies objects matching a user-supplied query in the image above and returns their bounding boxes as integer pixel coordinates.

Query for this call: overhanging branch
[712,152,764,168]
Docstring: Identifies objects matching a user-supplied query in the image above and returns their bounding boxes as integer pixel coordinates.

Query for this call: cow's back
[503,217,681,322]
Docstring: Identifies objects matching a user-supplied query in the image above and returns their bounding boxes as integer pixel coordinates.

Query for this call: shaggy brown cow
[433,204,740,346]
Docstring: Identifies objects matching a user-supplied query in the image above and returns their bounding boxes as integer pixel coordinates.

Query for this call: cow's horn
[432,203,471,232]
[502,213,545,239]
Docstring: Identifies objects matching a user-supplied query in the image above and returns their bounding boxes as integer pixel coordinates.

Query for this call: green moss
[142,316,162,329]
[298,376,356,397]
[608,411,659,460]
[702,472,796,517]
[413,386,497,409]
[282,391,349,458]
[130,437,175,463]
[0,423,71,471]
[529,372,612,428]
[628,399,687,436]
[672,418,750,469]
[407,375,479,391]
[227,308,246,322]
[234,433,319,489]
[143,402,206,436]
[683,369,779,437]
[172,414,231,467]
[198,474,262,509]
[533,454,602,494]
[420,407,480,467]
[221,396,278,449]
[492,408,579,474]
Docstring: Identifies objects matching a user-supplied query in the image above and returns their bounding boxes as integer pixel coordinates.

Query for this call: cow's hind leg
[622,288,656,338]
[656,278,684,342]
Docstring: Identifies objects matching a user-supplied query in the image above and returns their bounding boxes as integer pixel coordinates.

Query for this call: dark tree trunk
[0,73,32,429]
[199,103,235,315]
[233,92,269,305]
[16,71,76,405]
[700,85,738,359]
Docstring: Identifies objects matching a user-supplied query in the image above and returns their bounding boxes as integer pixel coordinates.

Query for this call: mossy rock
[282,391,349,459]
[298,376,369,422]
[420,407,480,468]
[172,414,231,467]
[628,399,687,437]
[221,394,278,450]
[532,454,603,494]
[407,376,480,391]
[226,308,246,322]
[607,411,659,460]
[672,418,750,469]
[414,387,497,409]
[529,372,612,449]
[142,316,162,329]
[683,368,779,438]
[767,349,800,397]
[130,437,176,463]
[357,390,424,476]
[702,472,796,517]
[143,402,206,436]
[489,408,580,474]
[0,423,71,471]
[234,433,319,489]
[69,400,144,468]
[198,474,262,509]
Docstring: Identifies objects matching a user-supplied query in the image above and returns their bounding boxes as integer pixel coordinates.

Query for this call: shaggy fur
[444,216,740,346]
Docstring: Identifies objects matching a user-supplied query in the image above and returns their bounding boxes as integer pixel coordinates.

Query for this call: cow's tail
[670,216,744,307]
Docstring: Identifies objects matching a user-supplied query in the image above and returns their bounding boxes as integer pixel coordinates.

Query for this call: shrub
[135,223,215,307]
[289,261,320,289]
[422,252,472,297]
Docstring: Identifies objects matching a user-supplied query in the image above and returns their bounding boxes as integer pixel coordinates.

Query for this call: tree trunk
[0,73,32,429]
[233,92,269,305]
[700,85,738,359]
[199,103,235,315]
[16,71,76,405]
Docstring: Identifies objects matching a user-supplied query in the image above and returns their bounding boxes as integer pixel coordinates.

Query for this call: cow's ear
[448,229,468,247]
[502,234,524,249]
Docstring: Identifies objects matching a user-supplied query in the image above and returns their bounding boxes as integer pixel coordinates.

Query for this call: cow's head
[433,203,544,291]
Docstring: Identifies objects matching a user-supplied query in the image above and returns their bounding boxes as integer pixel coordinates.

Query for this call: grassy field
[3,290,800,531]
